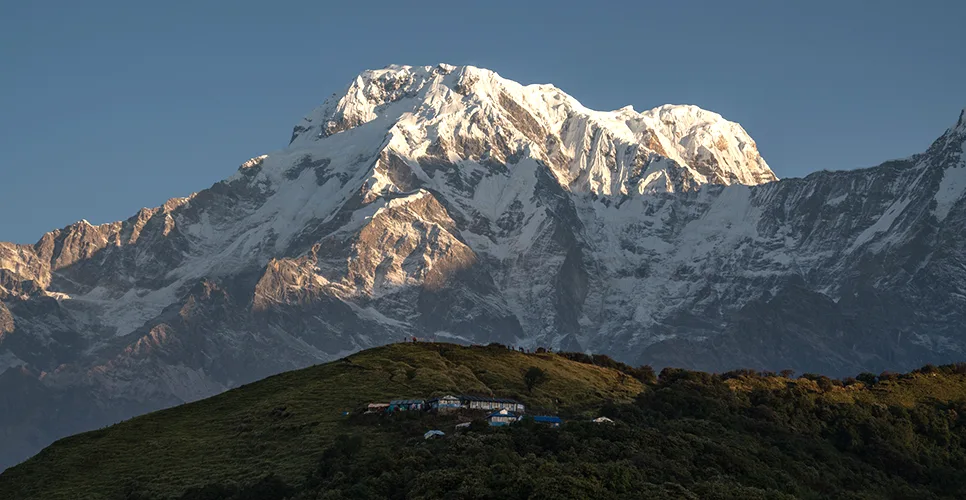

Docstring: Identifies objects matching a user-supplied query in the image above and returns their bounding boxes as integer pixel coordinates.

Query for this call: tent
[424,430,446,440]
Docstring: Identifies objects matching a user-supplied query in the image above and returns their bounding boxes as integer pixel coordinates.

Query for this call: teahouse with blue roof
[486,409,521,426]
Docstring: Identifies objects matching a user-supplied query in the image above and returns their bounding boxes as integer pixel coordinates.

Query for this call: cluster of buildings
[365,394,562,428]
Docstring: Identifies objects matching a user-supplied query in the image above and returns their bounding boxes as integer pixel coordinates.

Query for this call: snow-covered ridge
[932,108,966,221]
[288,64,777,193]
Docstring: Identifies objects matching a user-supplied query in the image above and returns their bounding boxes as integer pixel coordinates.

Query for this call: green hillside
[4,344,966,500]
[0,343,643,500]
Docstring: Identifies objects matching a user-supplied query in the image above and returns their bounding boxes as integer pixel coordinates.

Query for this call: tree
[815,376,835,392]
[524,367,547,393]
[469,418,489,432]
[636,365,657,384]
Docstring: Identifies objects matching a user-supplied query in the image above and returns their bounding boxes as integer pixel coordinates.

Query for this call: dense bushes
[176,475,294,500]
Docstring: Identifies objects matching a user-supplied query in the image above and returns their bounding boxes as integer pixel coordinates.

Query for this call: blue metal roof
[532,416,562,423]
[389,399,424,405]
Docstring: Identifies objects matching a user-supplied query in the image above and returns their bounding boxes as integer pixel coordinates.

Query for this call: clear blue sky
[1,1,963,244]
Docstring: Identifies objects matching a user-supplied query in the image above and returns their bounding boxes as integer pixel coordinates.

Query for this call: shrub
[524,367,547,393]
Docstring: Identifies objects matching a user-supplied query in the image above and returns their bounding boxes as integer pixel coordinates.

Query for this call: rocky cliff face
[1,64,964,470]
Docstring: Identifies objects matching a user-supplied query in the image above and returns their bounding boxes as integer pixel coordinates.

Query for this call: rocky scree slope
[0,63,964,470]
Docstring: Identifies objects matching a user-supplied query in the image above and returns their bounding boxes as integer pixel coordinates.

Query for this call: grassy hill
[4,344,966,499]
[0,343,643,500]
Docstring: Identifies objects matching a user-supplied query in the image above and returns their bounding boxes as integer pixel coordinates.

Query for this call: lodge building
[422,395,526,413]
[373,395,526,414]
[459,395,525,413]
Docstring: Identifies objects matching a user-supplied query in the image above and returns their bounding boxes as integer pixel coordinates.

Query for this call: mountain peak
[287,64,777,192]
[930,107,966,155]
[5,66,966,475]
[289,64,487,142]
[639,104,774,186]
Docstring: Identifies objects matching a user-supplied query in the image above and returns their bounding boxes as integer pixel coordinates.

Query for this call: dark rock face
[0,65,964,470]
[0,303,13,335]
[638,283,956,376]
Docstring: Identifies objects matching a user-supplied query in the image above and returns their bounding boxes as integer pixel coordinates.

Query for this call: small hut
[364,403,390,414]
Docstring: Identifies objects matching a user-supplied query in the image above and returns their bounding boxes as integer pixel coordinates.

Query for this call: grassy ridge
[0,343,643,500]
[4,343,966,499]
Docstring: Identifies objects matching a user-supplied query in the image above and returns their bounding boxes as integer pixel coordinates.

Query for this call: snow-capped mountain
[1,64,964,470]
